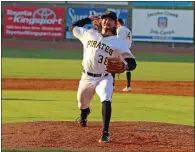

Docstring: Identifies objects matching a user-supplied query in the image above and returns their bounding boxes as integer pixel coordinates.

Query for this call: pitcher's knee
[102,100,111,103]
[78,102,89,109]
[100,96,112,103]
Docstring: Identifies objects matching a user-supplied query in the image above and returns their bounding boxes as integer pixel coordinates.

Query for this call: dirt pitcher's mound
[2,78,194,96]
[2,121,194,152]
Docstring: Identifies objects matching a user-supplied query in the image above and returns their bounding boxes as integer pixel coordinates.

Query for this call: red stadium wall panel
[4,6,65,39]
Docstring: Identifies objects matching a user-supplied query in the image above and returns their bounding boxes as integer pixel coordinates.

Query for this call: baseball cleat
[98,131,110,143]
[76,117,88,127]
[122,86,132,92]
[76,108,91,127]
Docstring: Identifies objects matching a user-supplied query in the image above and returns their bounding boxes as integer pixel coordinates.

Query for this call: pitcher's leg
[95,75,113,102]
[96,75,113,142]
[99,100,111,142]
[77,79,95,127]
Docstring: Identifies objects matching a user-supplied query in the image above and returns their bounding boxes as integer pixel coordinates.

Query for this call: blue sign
[132,2,192,7]
[66,8,128,39]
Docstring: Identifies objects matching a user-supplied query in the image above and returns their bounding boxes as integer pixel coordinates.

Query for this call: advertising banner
[4,6,65,39]
[66,8,128,39]
[132,9,194,43]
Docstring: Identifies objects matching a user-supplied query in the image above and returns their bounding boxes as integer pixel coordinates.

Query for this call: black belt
[83,70,109,77]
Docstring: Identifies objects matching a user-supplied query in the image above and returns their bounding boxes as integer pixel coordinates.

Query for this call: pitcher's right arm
[69,16,99,43]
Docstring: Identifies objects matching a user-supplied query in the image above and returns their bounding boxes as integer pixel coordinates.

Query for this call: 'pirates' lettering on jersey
[87,40,113,56]
[73,27,135,74]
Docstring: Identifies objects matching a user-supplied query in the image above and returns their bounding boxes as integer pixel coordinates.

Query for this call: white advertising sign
[132,9,194,43]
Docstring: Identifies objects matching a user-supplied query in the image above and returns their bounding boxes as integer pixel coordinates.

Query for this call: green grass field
[2,47,194,152]
[2,48,194,81]
[2,48,194,63]
[2,48,194,124]
[2,90,194,125]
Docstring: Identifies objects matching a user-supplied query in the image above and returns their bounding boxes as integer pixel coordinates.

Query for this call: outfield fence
[1,1,194,48]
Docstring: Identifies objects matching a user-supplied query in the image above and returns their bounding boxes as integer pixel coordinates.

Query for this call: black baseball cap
[101,11,117,21]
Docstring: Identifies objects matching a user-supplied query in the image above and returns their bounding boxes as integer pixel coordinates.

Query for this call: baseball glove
[106,57,126,74]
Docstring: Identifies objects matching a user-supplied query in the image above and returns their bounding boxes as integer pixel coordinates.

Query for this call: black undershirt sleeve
[69,17,92,32]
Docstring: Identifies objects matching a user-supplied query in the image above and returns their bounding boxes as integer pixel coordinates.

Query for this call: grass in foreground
[2,91,194,125]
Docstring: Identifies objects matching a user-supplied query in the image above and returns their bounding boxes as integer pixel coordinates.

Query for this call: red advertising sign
[4,6,65,39]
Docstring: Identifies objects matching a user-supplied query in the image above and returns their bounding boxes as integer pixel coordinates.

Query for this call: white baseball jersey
[73,26,135,74]
[117,26,132,49]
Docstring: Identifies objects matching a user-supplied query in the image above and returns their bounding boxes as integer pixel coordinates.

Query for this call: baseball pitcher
[69,11,136,143]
